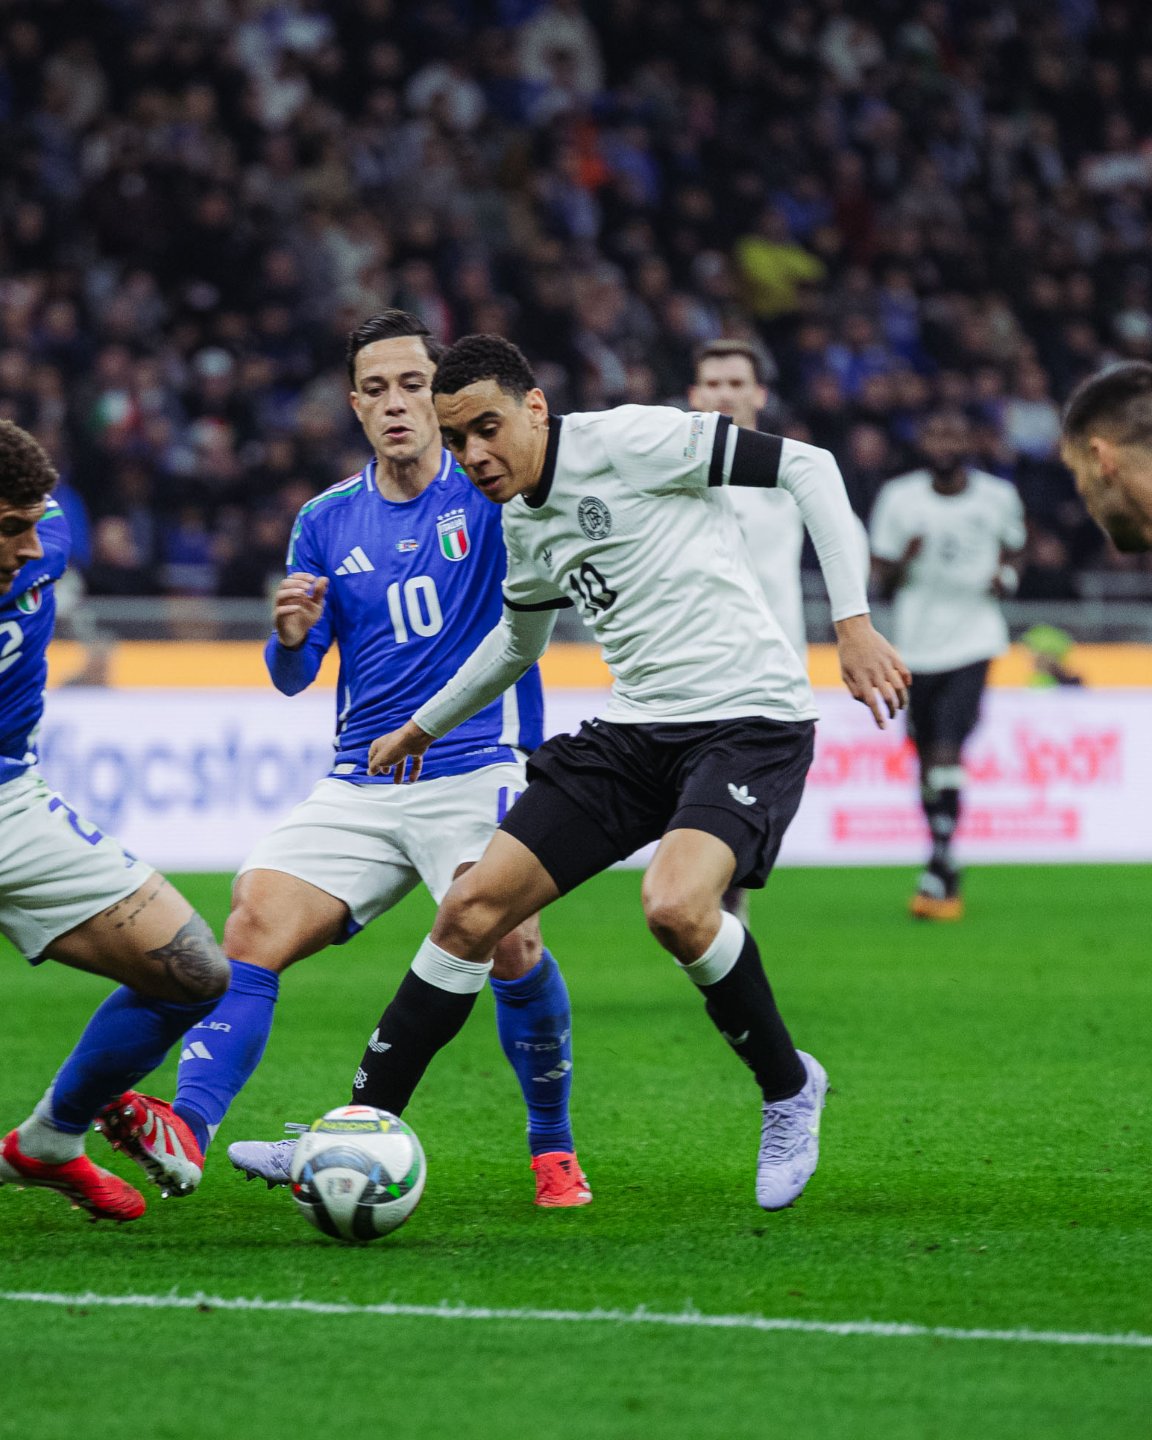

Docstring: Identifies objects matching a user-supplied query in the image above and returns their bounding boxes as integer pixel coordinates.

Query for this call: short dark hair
[431,334,537,399]
[346,309,445,384]
[692,339,766,385]
[1062,361,1152,449]
[0,421,58,508]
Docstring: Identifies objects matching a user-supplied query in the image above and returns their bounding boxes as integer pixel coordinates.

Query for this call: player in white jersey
[1060,360,1152,552]
[357,334,909,1213]
[687,339,871,925]
[870,409,1026,921]
[0,420,230,1224]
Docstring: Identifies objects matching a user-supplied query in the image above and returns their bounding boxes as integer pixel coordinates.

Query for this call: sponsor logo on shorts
[728,783,757,807]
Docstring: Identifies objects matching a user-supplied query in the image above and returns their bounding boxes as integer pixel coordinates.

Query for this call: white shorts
[0,773,155,963]
[237,761,527,941]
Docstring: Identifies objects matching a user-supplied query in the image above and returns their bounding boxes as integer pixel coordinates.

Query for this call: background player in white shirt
[360,334,909,1213]
[1060,360,1152,553]
[870,409,1026,920]
[0,421,230,1223]
[688,340,808,660]
[687,339,872,925]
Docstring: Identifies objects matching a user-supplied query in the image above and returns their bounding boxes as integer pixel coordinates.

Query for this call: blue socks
[490,949,575,1157]
[49,986,220,1134]
[173,960,280,1153]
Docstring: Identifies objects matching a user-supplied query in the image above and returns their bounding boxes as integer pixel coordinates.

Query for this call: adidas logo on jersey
[728,783,757,807]
[336,546,375,575]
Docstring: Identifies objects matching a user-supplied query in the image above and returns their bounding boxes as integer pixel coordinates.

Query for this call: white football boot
[756,1052,828,1211]
[227,1124,306,1187]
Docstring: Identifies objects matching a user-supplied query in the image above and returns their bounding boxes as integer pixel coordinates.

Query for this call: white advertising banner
[33,687,1152,871]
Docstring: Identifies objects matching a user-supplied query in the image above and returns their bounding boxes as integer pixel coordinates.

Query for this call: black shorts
[500,716,815,895]
[907,659,990,753]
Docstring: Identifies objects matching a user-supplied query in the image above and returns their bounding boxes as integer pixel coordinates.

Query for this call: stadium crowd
[2,0,1151,600]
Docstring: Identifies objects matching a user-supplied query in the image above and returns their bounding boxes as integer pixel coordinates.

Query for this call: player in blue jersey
[98,312,589,1207]
[0,420,230,1223]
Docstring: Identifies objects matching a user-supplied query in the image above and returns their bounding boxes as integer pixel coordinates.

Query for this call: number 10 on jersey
[386,576,443,643]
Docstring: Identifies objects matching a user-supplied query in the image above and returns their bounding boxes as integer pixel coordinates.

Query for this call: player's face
[1060,435,1152,552]
[0,500,47,593]
[350,337,440,465]
[435,381,551,504]
[920,415,970,475]
[688,356,767,431]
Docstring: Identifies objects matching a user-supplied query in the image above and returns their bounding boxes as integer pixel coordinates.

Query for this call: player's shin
[490,948,574,1156]
[173,959,280,1153]
[21,985,220,1158]
[352,937,492,1113]
[680,912,806,1102]
[922,764,964,872]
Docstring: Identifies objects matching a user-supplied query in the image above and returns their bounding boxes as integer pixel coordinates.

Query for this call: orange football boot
[531,1151,592,1207]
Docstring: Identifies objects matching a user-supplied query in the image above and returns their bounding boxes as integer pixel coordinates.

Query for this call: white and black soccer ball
[290,1105,426,1243]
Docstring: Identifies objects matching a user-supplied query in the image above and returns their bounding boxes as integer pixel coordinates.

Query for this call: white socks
[678,911,745,988]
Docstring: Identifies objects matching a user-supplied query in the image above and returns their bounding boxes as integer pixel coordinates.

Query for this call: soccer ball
[289,1105,426,1242]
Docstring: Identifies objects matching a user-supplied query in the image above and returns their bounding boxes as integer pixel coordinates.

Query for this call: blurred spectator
[2,0,1151,597]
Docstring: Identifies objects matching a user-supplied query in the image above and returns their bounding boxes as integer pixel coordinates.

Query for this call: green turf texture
[1,866,1149,1439]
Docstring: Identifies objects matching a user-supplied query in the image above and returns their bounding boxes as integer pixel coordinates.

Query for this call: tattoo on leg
[104,876,166,930]
[147,913,227,1002]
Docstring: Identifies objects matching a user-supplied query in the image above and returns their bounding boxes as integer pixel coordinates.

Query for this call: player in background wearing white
[688,341,809,661]
[1060,360,1152,552]
[99,313,589,1208]
[0,421,229,1223]
[687,339,872,924]
[363,335,910,1212]
[870,409,1026,921]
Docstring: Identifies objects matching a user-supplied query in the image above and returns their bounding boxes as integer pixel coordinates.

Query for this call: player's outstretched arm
[367,604,560,783]
[834,613,911,729]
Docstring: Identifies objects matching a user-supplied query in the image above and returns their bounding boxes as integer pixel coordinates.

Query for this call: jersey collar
[524,415,563,510]
[363,448,455,498]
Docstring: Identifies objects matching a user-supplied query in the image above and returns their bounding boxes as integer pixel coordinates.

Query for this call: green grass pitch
[1,866,1149,1439]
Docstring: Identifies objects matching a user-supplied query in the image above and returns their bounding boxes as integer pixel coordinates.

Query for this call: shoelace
[760,1093,812,1161]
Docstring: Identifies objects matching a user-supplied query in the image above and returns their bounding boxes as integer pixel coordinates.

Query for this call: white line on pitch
[0,1291,1149,1349]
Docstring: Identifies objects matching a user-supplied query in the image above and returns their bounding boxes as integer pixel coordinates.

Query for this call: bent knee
[491,918,543,980]
[223,899,285,970]
[642,887,717,956]
[433,878,514,959]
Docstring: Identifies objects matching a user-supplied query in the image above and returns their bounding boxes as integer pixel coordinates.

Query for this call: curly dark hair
[346,309,445,384]
[1063,361,1152,449]
[431,334,537,400]
[0,421,58,508]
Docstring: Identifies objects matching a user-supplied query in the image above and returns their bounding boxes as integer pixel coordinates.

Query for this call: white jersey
[726,487,807,661]
[415,405,869,741]
[870,468,1026,674]
[495,406,867,725]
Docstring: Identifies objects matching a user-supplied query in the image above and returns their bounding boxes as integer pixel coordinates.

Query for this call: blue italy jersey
[266,449,544,784]
[0,503,69,787]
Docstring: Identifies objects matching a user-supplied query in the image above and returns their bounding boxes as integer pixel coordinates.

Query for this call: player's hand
[902,536,924,565]
[834,613,912,729]
[368,720,434,783]
[274,573,329,649]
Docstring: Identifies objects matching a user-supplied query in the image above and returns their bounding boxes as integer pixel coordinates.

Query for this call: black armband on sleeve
[504,595,574,612]
[726,428,784,488]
